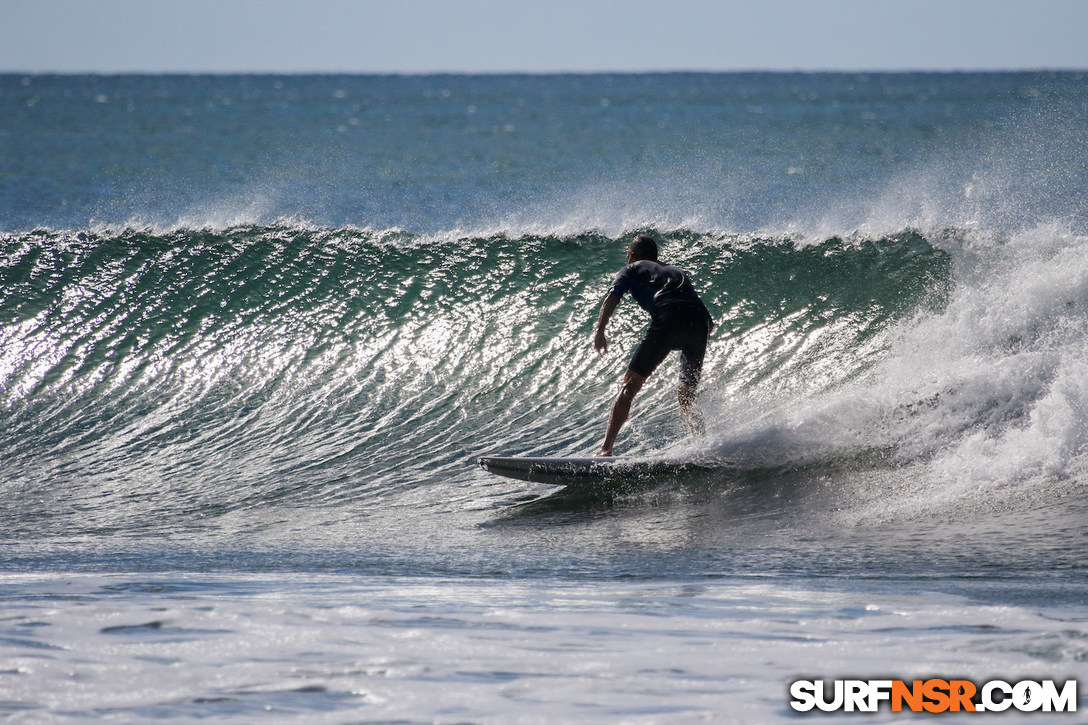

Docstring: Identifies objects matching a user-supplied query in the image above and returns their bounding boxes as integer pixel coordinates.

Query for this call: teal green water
[3,71,1087,585]
[1,226,950,539]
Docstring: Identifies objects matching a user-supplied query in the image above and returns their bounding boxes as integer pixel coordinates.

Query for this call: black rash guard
[609,259,712,325]
[607,259,712,385]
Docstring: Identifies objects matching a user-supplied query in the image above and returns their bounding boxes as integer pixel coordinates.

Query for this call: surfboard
[478,455,698,486]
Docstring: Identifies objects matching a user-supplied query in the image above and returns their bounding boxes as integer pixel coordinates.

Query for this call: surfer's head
[627,235,658,262]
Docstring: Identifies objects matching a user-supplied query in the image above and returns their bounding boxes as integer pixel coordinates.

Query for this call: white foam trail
[701,222,1088,511]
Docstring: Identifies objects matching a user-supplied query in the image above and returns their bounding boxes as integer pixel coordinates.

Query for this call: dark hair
[628,234,658,261]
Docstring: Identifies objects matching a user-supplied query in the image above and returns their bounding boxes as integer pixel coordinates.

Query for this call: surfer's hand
[593,329,607,354]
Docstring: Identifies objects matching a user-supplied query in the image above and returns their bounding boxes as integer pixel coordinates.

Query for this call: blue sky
[4,0,1087,74]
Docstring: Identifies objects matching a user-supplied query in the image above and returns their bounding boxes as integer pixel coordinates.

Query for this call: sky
[3,0,1088,74]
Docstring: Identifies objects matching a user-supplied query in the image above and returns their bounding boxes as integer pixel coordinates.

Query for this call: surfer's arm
[593,293,621,354]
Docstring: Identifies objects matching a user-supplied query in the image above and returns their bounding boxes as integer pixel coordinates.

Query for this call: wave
[708,222,1088,519]
[4,222,1087,532]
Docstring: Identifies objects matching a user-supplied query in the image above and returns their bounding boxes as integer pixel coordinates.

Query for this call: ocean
[2,72,1088,722]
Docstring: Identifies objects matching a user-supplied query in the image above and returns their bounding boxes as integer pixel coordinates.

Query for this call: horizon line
[4,66,1087,77]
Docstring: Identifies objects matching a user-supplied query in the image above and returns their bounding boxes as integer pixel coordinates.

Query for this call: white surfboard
[478,455,699,486]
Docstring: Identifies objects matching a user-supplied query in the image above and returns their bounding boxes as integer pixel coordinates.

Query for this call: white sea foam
[690,220,1088,521]
[2,574,1085,723]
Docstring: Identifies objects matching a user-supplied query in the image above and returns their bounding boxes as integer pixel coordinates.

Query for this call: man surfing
[593,235,714,457]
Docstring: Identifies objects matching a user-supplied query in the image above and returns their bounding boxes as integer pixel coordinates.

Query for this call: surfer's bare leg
[597,370,646,457]
[678,382,705,438]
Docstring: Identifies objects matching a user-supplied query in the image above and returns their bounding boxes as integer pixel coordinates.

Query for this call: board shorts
[628,302,710,387]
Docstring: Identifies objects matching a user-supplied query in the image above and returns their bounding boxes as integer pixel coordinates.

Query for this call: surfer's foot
[595,448,613,457]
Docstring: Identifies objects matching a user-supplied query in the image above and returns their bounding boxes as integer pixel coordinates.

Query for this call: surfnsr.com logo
[789,679,1078,713]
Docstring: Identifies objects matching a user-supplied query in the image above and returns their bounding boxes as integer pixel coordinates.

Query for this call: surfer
[593,235,713,456]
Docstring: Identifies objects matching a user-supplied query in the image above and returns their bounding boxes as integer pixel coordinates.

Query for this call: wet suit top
[608,260,713,385]
[609,259,712,325]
